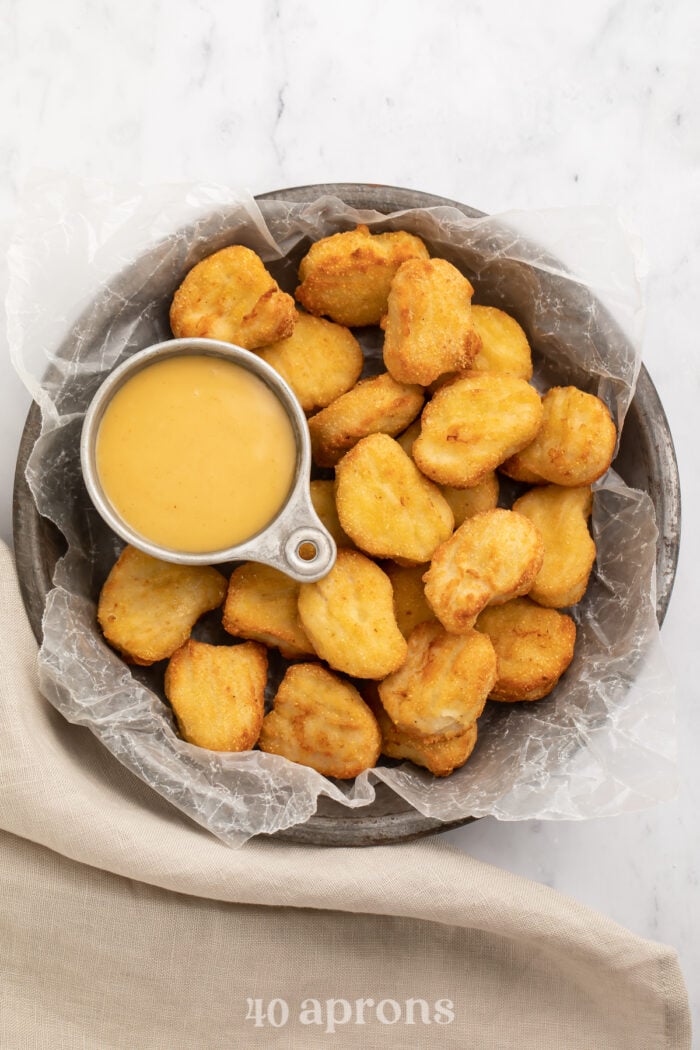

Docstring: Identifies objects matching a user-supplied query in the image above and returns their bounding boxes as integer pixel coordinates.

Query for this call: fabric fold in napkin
[0,541,690,1049]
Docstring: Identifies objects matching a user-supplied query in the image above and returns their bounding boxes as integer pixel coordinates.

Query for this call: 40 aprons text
[245,996,455,1032]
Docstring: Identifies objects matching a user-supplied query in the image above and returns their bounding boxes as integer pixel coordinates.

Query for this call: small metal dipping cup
[80,338,337,582]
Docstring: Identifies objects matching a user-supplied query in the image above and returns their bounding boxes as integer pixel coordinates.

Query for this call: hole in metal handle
[283,526,336,581]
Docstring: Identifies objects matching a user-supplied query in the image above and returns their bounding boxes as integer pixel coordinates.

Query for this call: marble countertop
[3,0,698,1037]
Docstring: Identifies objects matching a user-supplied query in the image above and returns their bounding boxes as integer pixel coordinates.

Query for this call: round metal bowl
[12,183,681,847]
[79,337,336,581]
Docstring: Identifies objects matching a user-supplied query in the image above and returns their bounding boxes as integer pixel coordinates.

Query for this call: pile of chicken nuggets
[98,223,616,781]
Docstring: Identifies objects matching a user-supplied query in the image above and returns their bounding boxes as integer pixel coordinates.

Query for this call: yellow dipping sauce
[96,355,297,553]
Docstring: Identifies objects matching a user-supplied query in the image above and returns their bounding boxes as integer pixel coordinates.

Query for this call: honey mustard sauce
[96,354,297,553]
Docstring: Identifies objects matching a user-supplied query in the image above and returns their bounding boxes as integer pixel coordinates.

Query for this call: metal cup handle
[240,480,336,583]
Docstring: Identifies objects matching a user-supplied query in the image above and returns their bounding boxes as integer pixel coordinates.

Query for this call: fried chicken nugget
[413,373,543,488]
[164,639,267,751]
[307,372,424,468]
[513,485,596,607]
[309,480,355,549]
[257,311,363,413]
[363,683,478,777]
[426,304,532,392]
[384,562,437,640]
[222,563,315,659]
[470,305,533,379]
[97,545,227,665]
[394,423,500,524]
[475,598,576,702]
[441,473,500,527]
[258,663,381,779]
[501,386,616,486]
[335,434,454,563]
[378,621,496,739]
[424,509,544,633]
[381,258,481,385]
[170,245,296,350]
[295,224,429,327]
[297,549,407,679]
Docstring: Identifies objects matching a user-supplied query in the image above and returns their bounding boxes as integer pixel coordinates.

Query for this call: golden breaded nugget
[295,224,429,327]
[413,373,543,488]
[513,485,596,607]
[378,621,496,738]
[441,473,500,527]
[170,245,296,350]
[257,311,363,413]
[364,683,477,776]
[258,663,381,779]
[335,434,454,563]
[381,258,481,385]
[393,427,500,523]
[307,372,424,468]
[501,386,616,486]
[384,562,437,640]
[424,509,544,633]
[97,546,227,666]
[475,598,576,702]
[222,563,314,659]
[470,305,533,379]
[297,549,407,679]
[395,418,422,458]
[164,639,267,751]
[309,480,355,549]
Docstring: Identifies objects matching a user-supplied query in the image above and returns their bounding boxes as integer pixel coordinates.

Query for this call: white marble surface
[3,0,699,1037]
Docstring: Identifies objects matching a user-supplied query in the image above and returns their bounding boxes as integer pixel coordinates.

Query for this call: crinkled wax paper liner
[7,175,677,845]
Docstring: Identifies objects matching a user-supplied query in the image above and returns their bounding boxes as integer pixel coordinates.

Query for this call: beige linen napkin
[0,541,690,1049]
